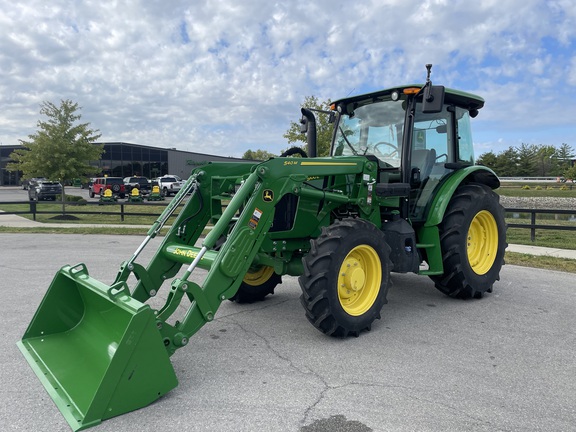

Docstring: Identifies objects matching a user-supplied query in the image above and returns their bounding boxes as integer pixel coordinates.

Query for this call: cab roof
[332,84,484,112]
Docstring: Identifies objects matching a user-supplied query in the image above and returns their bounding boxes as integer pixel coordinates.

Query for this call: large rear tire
[230,265,281,303]
[430,183,507,299]
[299,218,391,337]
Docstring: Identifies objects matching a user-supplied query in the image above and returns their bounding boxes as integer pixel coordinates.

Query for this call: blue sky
[1,0,575,158]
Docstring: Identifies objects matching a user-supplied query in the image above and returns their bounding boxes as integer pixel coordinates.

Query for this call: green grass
[505,252,576,273]
[497,182,576,197]
[0,201,170,225]
[0,226,154,235]
[498,188,576,198]
[505,226,576,250]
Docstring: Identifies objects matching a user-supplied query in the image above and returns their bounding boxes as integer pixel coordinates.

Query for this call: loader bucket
[17,264,178,431]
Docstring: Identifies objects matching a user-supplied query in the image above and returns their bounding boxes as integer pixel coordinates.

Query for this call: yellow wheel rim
[243,266,275,286]
[337,245,382,316]
[467,210,498,275]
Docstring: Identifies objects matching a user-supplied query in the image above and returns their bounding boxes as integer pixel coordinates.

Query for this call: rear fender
[424,166,500,227]
[417,166,500,275]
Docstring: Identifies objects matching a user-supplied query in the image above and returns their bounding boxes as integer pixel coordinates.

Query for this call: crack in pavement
[301,380,512,431]
[219,314,321,378]
[160,292,511,431]
[215,297,292,320]
[218,314,332,427]
[401,390,512,432]
[215,313,402,428]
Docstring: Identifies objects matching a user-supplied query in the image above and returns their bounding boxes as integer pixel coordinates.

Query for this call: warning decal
[249,207,263,229]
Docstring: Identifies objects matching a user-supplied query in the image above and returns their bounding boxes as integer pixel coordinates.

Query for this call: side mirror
[422,85,445,113]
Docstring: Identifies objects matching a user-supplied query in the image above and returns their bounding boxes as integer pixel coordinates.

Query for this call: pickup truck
[155,175,183,197]
[123,176,151,195]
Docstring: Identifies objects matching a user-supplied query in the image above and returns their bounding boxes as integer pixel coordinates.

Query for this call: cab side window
[413,106,450,162]
[456,107,474,164]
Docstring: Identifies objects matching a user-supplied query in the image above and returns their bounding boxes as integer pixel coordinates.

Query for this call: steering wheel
[373,141,399,158]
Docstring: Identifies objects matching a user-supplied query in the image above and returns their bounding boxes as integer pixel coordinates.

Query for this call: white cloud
[0,0,575,155]
[568,57,576,86]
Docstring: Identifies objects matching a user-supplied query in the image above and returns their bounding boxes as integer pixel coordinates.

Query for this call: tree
[554,143,575,175]
[477,143,576,178]
[515,143,538,177]
[493,146,520,177]
[476,151,498,168]
[534,144,557,176]
[564,164,576,182]
[8,100,103,210]
[242,149,275,161]
[283,95,334,157]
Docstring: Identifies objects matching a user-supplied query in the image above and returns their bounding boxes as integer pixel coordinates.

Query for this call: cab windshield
[332,99,406,167]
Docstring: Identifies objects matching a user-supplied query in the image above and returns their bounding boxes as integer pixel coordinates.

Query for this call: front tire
[299,218,391,337]
[430,183,507,299]
[230,266,281,303]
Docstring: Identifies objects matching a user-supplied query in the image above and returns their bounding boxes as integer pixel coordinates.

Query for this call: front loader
[18,65,506,430]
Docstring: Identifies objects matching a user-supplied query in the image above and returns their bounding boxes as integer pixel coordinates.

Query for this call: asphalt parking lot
[2,233,575,431]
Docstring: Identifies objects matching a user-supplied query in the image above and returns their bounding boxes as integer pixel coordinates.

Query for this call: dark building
[0,142,246,186]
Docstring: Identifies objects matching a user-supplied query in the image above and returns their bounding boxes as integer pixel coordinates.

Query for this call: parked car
[89,177,126,199]
[83,178,96,190]
[21,177,46,190]
[28,179,62,201]
[123,176,151,195]
[156,175,183,197]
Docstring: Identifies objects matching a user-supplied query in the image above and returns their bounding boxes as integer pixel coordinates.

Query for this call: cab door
[408,104,454,221]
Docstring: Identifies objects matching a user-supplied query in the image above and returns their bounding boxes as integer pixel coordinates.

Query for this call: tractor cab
[329,80,488,221]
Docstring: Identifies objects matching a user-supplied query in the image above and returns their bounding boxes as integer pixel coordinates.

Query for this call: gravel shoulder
[499,195,576,210]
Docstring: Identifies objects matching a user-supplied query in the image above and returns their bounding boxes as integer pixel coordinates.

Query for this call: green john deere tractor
[18,65,506,430]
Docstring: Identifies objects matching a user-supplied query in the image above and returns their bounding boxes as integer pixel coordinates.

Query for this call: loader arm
[138,157,377,355]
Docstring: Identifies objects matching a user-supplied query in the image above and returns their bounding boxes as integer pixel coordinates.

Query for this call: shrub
[56,194,88,205]
[522,185,531,190]
[535,186,542,190]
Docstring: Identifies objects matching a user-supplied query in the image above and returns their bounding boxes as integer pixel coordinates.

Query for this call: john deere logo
[263,190,274,202]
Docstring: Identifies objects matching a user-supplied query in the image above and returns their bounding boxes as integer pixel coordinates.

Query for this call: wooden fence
[1,201,576,242]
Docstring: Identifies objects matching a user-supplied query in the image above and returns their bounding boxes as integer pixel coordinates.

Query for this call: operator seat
[411,148,436,182]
